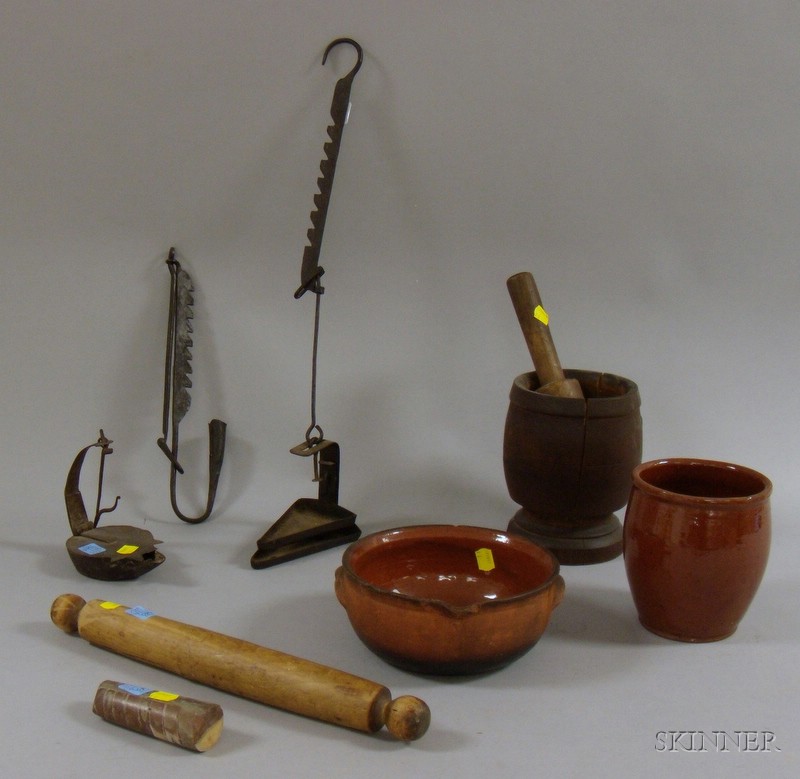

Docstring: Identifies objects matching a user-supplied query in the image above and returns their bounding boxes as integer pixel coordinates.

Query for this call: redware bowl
[335,524,565,674]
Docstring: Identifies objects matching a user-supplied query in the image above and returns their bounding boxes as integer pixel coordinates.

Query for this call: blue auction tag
[126,606,156,620]
[118,683,154,696]
[78,542,105,555]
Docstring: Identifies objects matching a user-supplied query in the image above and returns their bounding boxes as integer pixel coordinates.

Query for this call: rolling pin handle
[51,593,85,634]
[383,696,431,742]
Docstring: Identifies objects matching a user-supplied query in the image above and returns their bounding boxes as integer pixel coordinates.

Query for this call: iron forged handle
[65,431,121,537]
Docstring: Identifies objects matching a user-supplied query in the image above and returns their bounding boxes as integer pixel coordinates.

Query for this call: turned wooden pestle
[506,272,584,399]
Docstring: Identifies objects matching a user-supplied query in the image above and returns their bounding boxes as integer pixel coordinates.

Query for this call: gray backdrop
[1,3,797,777]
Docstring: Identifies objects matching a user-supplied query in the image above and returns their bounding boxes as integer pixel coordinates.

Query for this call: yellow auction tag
[116,545,139,555]
[148,691,180,702]
[475,548,496,572]
[100,601,121,610]
[533,305,550,326]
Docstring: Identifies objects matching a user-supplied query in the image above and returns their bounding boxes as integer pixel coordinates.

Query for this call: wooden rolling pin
[506,271,584,399]
[51,594,430,741]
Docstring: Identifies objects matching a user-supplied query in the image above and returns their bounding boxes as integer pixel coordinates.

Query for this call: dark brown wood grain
[92,680,223,751]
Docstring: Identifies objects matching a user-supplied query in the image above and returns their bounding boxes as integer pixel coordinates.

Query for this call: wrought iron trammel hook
[292,38,363,486]
[248,38,362,570]
[294,37,363,299]
[157,248,227,523]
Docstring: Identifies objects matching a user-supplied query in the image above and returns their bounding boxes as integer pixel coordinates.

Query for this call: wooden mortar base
[507,509,623,565]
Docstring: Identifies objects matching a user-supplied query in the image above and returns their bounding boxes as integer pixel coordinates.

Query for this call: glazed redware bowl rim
[631,458,772,507]
[339,523,561,616]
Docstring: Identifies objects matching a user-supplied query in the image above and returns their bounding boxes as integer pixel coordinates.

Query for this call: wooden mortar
[504,271,641,564]
[503,370,642,564]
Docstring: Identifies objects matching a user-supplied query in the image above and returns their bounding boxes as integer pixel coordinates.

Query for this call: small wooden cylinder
[92,680,223,752]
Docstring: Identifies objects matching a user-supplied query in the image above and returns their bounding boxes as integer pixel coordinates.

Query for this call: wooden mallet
[51,594,430,742]
[506,271,584,399]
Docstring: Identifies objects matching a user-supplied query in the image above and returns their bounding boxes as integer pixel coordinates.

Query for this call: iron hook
[322,37,363,77]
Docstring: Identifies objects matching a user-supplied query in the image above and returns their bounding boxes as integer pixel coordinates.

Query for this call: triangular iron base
[250,498,360,569]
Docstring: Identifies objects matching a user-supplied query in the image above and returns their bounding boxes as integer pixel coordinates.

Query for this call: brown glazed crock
[335,525,565,675]
[623,458,771,642]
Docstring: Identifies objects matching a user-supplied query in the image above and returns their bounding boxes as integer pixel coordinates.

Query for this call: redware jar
[623,458,771,642]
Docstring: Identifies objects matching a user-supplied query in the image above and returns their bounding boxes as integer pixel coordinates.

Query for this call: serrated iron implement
[157,248,227,523]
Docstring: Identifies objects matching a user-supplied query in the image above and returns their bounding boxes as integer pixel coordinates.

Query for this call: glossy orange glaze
[623,459,771,642]
[336,525,565,674]
[349,535,554,607]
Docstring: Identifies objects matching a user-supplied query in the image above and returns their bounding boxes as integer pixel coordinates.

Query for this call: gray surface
[1,3,798,777]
